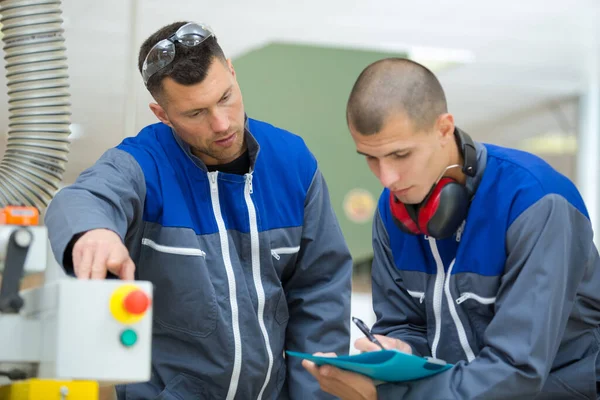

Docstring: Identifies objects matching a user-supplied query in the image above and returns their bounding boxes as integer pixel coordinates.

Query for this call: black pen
[352,316,385,350]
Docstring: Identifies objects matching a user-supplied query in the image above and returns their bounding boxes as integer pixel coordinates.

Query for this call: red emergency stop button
[110,284,151,324]
[123,289,150,315]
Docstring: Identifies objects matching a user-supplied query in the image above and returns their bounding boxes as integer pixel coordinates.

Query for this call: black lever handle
[0,228,33,313]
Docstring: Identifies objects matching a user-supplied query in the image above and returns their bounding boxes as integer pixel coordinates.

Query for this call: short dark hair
[346,58,447,135]
[138,21,227,97]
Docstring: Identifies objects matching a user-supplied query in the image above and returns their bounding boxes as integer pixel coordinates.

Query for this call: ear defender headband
[389,128,477,239]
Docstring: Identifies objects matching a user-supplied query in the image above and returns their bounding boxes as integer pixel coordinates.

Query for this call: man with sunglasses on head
[44,21,352,399]
[303,58,600,399]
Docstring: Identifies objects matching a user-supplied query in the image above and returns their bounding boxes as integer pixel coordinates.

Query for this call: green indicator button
[120,328,138,347]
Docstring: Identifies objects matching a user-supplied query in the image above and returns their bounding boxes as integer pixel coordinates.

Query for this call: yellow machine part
[0,379,98,400]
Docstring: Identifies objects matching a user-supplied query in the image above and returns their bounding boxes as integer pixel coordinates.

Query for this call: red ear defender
[416,177,455,235]
[417,177,469,238]
[390,193,421,235]
[389,128,477,239]
[390,178,469,239]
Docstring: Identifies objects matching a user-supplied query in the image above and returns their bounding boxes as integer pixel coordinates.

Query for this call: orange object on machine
[0,206,39,226]
[123,289,151,315]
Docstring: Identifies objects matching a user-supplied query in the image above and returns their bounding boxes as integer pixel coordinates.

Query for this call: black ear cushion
[417,177,455,234]
[426,183,469,239]
[404,203,419,224]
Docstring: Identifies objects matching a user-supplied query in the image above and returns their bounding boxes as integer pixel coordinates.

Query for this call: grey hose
[0,0,71,210]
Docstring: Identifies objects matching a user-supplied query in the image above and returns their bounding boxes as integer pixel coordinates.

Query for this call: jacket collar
[465,135,487,199]
[170,115,259,173]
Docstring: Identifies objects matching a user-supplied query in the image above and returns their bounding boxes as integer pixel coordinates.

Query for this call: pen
[352,316,385,350]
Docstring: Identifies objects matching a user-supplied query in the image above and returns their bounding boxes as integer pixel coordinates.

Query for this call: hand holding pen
[352,316,413,354]
[352,317,385,350]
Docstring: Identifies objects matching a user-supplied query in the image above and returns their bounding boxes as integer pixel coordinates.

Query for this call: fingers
[72,243,82,272]
[354,335,413,354]
[374,334,396,350]
[376,335,412,354]
[118,257,136,281]
[314,352,337,358]
[75,246,94,279]
[71,229,135,281]
[301,360,337,382]
[354,337,383,353]
[301,359,348,394]
[302,353,339,380]
[395,340,412,354]
[106,245,136,280]
[302,360,320,379]
[90,248,109,280]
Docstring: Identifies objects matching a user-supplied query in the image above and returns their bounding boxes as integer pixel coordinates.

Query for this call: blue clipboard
[286,349,452,382]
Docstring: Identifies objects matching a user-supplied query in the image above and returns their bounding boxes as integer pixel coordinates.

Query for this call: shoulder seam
[487,150,547,193]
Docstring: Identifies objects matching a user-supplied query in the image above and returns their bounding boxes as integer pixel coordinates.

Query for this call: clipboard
[286,349,452,382]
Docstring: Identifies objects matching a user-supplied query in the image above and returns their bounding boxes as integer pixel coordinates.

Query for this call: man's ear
[227,58,236,79]
[436,113,455,146]
[149,102,172,127]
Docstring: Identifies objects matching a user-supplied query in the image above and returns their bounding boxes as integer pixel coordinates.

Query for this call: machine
[0,206,153,399]
[0,1,155,398]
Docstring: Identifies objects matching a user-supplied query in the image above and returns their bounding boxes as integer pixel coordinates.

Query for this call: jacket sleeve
[370,209,431,357]
[282,168,353,400]
[376,193,597,399]
[44,148,146,271]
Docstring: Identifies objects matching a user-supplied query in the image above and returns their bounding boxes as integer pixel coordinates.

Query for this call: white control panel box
[16,279,153,384]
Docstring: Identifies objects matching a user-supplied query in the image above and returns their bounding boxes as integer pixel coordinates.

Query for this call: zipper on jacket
[244,172,273,400]
[428,237,476,362]
[271,246,301,261]
[141,238,206,257]
[407,290,425,304]
[427,237,446,360]
[246,172,253,194]
[444,260,476,362]
[208,171,242,400]
[456,292,496,305]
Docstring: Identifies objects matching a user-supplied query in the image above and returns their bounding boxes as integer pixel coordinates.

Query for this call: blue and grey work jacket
[372,139,600,399]
[45,118,353,399]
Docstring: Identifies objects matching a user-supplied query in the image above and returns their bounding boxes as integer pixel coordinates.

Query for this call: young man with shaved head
[44,21,352,399]
[304,58,600,399]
